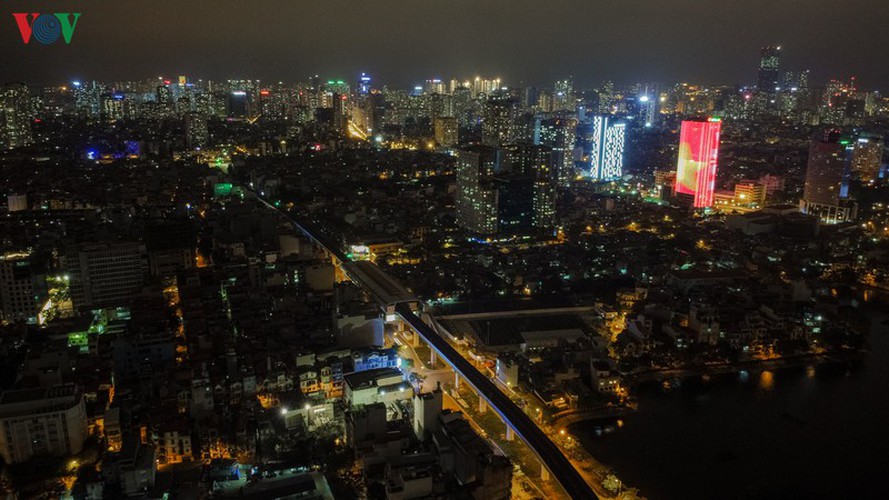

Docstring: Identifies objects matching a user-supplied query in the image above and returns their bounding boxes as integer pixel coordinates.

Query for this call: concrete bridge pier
[478,398,487,414]
[540,464,550,482]
[506,426,515,441]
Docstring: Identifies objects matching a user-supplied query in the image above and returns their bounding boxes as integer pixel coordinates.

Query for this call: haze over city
[2,1,889,87]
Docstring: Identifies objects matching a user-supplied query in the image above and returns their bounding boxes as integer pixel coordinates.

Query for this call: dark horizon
[2,0,889,89]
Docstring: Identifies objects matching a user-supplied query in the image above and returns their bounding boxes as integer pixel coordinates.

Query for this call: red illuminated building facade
[674,118,721,208]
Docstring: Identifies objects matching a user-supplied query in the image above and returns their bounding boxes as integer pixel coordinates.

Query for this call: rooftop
[344,367,403,391]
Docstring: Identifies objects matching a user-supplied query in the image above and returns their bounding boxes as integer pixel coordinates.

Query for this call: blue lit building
[352,347,400,373]
[358,73,371,95]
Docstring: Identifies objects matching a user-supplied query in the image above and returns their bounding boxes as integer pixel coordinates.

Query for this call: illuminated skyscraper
[455,147,500,235]
[101,93,129,121]
[0,83,33,150]
[851,134,883,183]
[482,95,518,147]
[451,87,473,127]
[589,116,626,181]
[433,117,458,148]
[635,83,660,126]
[675,118,721,208]
[425,79,446,95]
[156,83,174,118]
[554,79,574,112]
[358,73,371,95]
[757,45,781,92]
[800,130,857,223]
[228,91,249,118]
[535,117,577,186]
[597,81,615,114]
[783,70,809,91]
[185,112,209,149]
[428,93,454,122]
[470,77,501,98]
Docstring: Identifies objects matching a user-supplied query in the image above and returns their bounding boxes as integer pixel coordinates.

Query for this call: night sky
[2,0,888,88]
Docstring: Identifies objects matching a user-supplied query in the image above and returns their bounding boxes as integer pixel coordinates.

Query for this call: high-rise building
[425,79,446,95]
[851,135,883,183]
[0,83,33,150]
[156,83,174,117]
[412,390,442,440]
[228,91,249,118]
[428,93,453,122]
[554,79,575,112]
[635,83,660,127]
[258,86,294,123]
[503,144,557,229]
[783,70,809,91]
[800,130,857,223]
[535,117,577,186]
[757,46,781,92]
[495,175,535,231]
[0,384,88,464]
[482,96,518,147]
[64,242,146,310]
[470,77,502,98]
[358,73,371,95]
[0,251,46,324]
[820,78,859,125]
[589,116,626,181]
[184,112,209,149]
[455,147,501,235]
[101,93,128,121]
[597,81,615,114]
[675,118,722,208]
[433,116,458,148]
[451,87,474,127]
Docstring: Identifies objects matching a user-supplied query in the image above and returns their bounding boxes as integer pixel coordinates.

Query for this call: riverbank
[624,348,866,386]
[575,310,888,499]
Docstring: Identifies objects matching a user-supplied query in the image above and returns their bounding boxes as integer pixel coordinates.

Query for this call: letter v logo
[54,13,81,44]
[12,13,40,44]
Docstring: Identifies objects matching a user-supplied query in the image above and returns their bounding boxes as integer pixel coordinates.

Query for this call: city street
[389,319,625,499]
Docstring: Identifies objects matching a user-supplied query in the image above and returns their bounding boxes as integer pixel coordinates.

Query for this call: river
[574,307,889,499]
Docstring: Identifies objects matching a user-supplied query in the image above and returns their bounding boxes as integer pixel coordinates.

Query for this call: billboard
[675,118,721,208]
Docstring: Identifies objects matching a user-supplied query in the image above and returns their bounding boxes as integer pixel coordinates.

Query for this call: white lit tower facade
[589,116,626,181]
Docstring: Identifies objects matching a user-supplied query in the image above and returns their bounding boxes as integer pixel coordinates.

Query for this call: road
[392,319,622,500]
[254,193,600,499]
[442,390,548,500]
